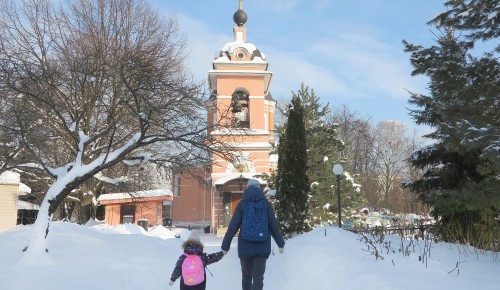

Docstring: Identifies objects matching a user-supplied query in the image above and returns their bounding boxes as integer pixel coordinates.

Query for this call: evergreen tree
[275,96,309,237]
[307,116,361,226]
[277,84,363,227]
[403,0,500,249]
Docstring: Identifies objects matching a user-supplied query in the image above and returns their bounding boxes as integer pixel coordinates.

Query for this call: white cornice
[213,59,268,68]
[210,128,269,135]
[210,142,273,150]
[208,69,272,75]
[208,70,272,94]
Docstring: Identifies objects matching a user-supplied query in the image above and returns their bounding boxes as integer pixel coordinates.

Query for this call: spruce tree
[275,96,309,237]
[404,0,500,249]
[277,84,363,227]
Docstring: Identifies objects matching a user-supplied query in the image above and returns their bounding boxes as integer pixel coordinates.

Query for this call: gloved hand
[279,248,284,254]
[169,280,174,286]
[222,250,228,255]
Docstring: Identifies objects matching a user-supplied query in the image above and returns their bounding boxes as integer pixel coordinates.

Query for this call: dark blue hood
[183,239,203,255]
[243,186,266,201]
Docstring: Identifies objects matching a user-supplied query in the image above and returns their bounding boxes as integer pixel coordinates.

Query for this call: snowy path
[1,223,500,290]
[195,233,285,289]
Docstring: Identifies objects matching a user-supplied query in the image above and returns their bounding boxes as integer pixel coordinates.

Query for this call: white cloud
[170,9,429,125]
[174,14,232,84]
[304,31,427,100]
[262,48,354,99]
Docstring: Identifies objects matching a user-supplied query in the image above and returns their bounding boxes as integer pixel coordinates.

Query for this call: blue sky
[149,0,446,135]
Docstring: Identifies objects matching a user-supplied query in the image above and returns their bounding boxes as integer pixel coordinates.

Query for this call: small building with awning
[97,189,173,228]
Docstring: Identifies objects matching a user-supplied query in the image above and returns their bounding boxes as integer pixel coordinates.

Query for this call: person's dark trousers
[180,274,207,290]
[240,256,267,290]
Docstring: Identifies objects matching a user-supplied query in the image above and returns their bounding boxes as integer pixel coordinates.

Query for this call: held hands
[222,250,228,255]
[279,248,284,254]
[169,280,174,286]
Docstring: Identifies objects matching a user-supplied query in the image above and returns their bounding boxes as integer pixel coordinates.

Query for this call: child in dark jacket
[169,236,224,290]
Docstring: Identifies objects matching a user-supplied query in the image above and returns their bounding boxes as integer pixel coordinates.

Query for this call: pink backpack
[182,254,205,286]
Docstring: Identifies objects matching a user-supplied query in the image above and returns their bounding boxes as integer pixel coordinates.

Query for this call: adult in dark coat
[221,179,285,290]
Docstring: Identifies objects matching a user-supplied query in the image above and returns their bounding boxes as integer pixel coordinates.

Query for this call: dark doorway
[223,192,232,226]
[17,210,38,225]
[120,204,136,224]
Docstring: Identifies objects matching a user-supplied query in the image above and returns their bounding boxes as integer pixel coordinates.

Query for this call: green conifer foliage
[276,84,362,227]
[403,0,500,249]
[275,96,310,237]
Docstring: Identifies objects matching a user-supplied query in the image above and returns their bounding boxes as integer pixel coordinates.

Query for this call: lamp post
[332,164,343,228]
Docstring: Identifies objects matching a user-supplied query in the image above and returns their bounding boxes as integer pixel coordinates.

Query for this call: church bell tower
[206,0,277,228]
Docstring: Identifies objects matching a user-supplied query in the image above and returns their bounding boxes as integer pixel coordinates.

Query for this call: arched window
[231,89,250,128]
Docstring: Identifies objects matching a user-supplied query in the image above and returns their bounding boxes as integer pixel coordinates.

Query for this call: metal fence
[348,225,434,240]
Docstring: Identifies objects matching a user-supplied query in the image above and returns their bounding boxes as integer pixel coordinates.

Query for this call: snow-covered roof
[97,188,172,202]
[214,173,266,186]
[215,142,273,150]
[0,171,20,185]
[17,200,39,210]
[210,128,270,135]
[212,39,268,65]
[219,41,265,59]
[0,172,31,195]
[222,41,257,55]
[19,183,31,194]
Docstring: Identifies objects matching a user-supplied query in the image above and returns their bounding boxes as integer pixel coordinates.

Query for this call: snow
[0,222,498,290]
[0,170,20,184]
[69,122,76,132]
[266,189,276,197]
[213,173,266,186]
[18,182,31,194]
[218,41,266,60]
[17,200,39,210]
[120,153,151,167]
[487,11,498,20]
[122,159,142,166]
[221,41,257,55]
[210,128,270,135]
[212,39,267,64]
[20,129,147,264]
[344,171,361,192]
[457,9,472,17]
[93,172,128,185]
[97,188,172,201]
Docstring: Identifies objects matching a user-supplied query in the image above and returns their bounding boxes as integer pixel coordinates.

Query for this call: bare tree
[0,0,230,258]
[330,106,427,215]
[331,104,373,173]
[369,121,415,213]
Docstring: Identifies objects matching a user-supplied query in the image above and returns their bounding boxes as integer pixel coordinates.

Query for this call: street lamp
[332,164,343,228]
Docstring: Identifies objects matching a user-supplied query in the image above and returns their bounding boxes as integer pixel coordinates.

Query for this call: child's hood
[183,239,204,255]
